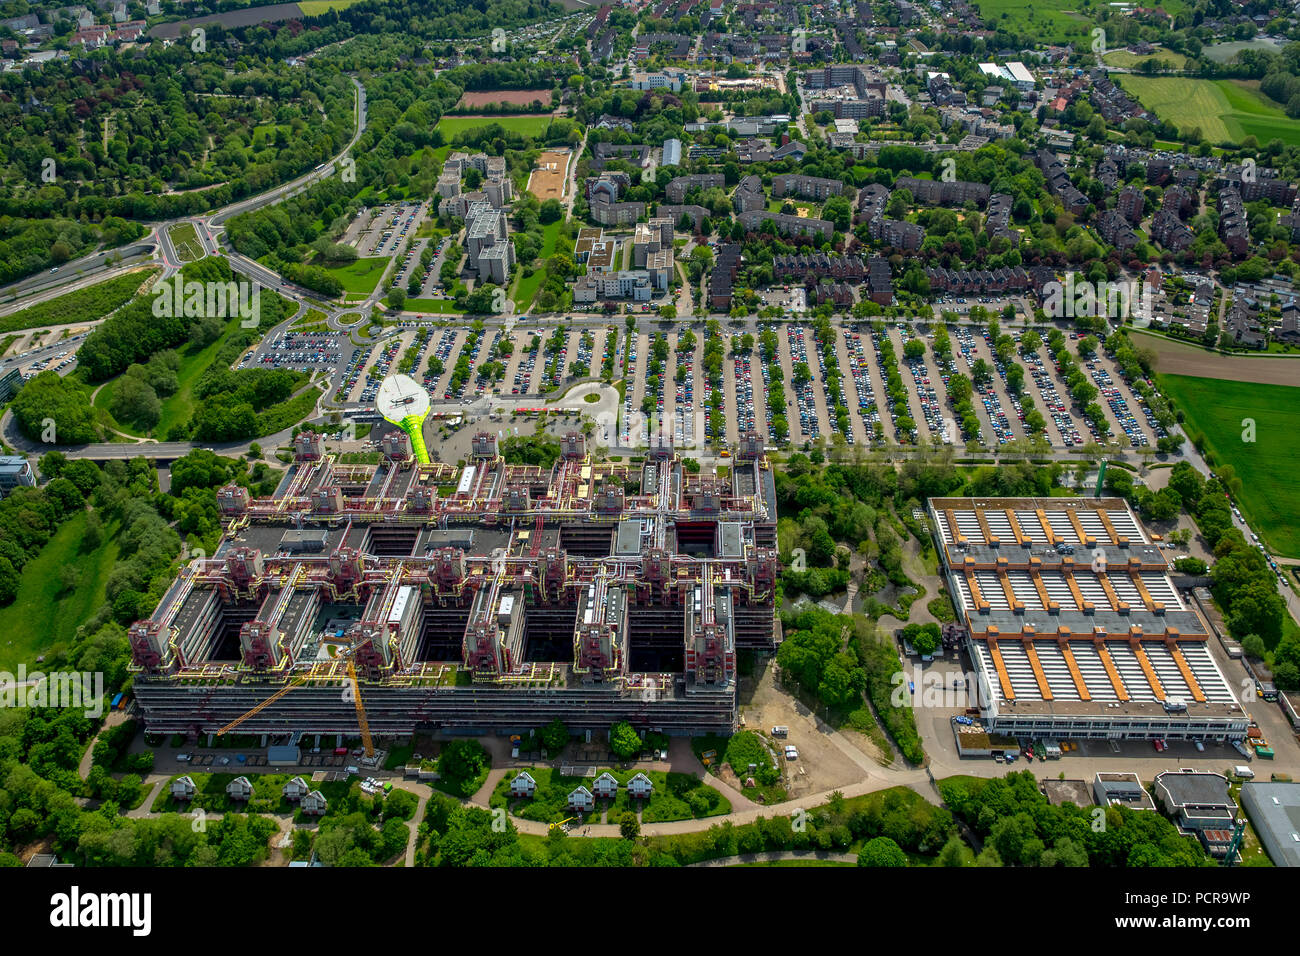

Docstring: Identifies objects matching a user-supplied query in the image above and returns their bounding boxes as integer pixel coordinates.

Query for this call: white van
[771,725,789,737]
[1233,765,1255,779]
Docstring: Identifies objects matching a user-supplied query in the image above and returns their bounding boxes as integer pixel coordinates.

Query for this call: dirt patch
[738,659,871,797]
[456,90,552,109]
[528,150,570,202]
[1134,329,1300,386]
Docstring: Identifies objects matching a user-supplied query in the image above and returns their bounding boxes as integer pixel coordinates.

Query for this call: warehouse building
[930,497,1248,741]
[1240,782,1300,867]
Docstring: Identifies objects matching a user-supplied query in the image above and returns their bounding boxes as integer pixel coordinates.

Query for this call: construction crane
[216,677,304,736]
[216,643,376,758]
[347,659,374,758]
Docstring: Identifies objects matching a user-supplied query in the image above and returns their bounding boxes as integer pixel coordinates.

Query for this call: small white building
[626,772,654,799]
[170,775,197,801]
[592,772,620,799]
[568,786,595,812]
[301,790,329,816]
[509,771,537,798]
[226,776,254,802]
[282,776,311,802]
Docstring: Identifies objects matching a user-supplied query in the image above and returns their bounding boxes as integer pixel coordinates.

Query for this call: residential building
[509,771,537,798]
[0,456,35,495]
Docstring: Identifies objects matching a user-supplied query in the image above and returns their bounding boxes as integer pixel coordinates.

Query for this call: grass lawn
[298,0,365,11]
[317,256,390,297]
[152,771,364,821]
[1102,49,1191,71]
[489,766,730,823]
[510,218,566,310]
[167,223,204,262]
[0,511,119,671]
[1158,373,1300,557]
[402,297,462,314]
[435,115,553,140]
[970,0,1094,44]
[1117,76,1300,146]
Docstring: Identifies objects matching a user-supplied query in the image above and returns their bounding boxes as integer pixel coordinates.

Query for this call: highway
[0,77,366,303]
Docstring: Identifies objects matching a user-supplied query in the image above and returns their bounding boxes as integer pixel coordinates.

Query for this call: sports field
[1158,374,1300,557]
[435,115,553,139]
[1117,76,1300,146]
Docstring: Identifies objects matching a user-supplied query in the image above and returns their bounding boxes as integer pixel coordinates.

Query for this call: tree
[858,836,908,867]
[388,287,407,312]
[0,557,18,605]
[937,833,974,867]
[1241,633,1266,660]
[619,811,640,840]
[609,721,642,760]
[540,719,569,753]
[436,740,489,796]
[539,199,563,224]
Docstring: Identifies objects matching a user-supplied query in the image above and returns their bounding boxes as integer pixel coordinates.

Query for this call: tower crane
[216,641,376,758]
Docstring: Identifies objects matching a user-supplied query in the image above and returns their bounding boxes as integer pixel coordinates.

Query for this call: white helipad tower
[376,374,431,464]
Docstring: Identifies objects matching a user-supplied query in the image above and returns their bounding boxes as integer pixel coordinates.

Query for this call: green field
[1117,76,1300,147]
[317,256,390,297]
[971,0,1094,44]
[297,0,365,12]
[167,223,204,262]
[1158,374,1300,557]
[0,512,119,671]
[435,115,553,139]
[399,297,462,314]
[1102,48,1191,71]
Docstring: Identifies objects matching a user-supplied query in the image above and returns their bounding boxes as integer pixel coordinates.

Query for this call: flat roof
[1241,783,1300,867]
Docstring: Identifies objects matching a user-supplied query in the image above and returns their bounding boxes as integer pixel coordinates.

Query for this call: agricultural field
[297,0,365,11]
[435,115,554,139]
[1158,373,1300,557]
[455,90,553,110]
[1117,76,1300,146]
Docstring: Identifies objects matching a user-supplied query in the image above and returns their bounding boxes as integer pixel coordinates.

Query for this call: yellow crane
[347,659,374,758]
[216,677,304,735]
[216,645,376,758]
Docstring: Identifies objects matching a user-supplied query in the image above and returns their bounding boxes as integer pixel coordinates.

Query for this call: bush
[436,739,490,797]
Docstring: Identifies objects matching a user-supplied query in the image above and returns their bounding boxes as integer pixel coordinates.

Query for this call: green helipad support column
[376,374,431,465]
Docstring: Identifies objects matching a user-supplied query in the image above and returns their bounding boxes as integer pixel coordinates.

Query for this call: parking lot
[245,330,343,375]
[345,201,427,258]
[319,317,1164,454]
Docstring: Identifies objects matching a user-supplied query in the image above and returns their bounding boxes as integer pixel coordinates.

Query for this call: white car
[784,745,798,760]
